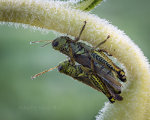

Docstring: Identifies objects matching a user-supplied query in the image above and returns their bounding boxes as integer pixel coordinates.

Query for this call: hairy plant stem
[0,0,149,120]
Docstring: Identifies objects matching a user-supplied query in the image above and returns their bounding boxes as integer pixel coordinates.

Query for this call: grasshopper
[58,60,123,103]
[31,21,126,102]
[32,60,123,103]
[32,41,122,94]
[31,21,125,95]
[51,21,126,83]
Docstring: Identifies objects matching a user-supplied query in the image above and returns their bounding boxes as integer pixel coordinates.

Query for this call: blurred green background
[0,0,150,120]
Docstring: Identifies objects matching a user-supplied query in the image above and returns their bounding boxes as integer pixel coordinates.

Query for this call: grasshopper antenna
[94,35,110,50]
[74,21,87,42]
[40,41,53,47]
[30,40,53,47]
[31,66,58,79]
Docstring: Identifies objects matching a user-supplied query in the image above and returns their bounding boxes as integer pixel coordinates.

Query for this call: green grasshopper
[58,60,123,103]
[32,60,123,103]
[51,21,126,83]
[31,21,125,95]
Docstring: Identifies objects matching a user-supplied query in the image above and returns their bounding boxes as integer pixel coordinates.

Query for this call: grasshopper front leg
[90,59,95,72]
[74,21,87,42]
[69,21,87,64]
[68,41,75,65]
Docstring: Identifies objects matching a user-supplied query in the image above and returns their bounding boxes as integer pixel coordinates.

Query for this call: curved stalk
[0,0,149,119]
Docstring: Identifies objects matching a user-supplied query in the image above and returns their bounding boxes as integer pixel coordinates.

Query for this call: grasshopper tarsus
[108,96,115,103]
[94,35,110,50]
[74,21,87,42]
[115,94,123,101]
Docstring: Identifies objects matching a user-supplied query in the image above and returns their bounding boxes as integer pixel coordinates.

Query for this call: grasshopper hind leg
[108,91,123,103]
[105,83,123,102]
[102,76,123,102]
[109,94,123,103]
[117,70,126,82]
[96,50,127,82]
[108,96,115,103]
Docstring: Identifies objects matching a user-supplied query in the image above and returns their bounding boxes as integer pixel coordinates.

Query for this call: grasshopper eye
[58,66,63,71]
[52,41,59,47]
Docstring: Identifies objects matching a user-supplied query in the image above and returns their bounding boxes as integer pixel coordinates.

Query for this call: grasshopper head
[58,61,70,73]
[52,36,69,51]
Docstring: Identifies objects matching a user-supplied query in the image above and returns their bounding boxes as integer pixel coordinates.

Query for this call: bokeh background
[0,0,150,120]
